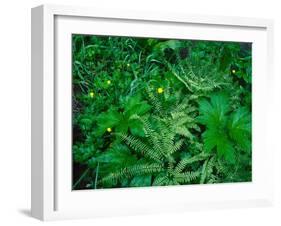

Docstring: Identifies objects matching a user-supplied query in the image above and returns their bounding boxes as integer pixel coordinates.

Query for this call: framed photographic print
[31,4,274,221]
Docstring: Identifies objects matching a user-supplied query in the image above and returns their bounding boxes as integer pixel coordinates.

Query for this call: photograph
[71,34,252,190]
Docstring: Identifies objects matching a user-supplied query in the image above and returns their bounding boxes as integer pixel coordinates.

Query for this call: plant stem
[73,168,90,190]
[94,162,100,189]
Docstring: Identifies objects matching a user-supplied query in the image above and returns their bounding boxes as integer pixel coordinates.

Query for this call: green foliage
[96,94,151,136]
[197,93,251,163]
[100,116,207,187]
[72,34,252,189]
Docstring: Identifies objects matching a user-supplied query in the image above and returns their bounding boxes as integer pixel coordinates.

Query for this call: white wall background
[0,0,280,225]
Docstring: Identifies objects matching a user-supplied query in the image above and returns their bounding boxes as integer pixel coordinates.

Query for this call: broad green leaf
[124,94,151,117]
[228,108,251,151]
[96,108,122,135]
[198,92,244,163]
[96,144,138,172]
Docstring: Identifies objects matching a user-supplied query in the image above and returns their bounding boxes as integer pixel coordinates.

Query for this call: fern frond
[175,153,210,173]
[174,115,193,126]
[170,101,193,116]
[170,111,186,120]
[174,171,200,183]
[101,163,164,184]
[153,175,169,186]
[130,115,153,134]
[146,87,162,114]
[120,133,164,162]
[169,139,185,155]
[132,115,167,157]
[216,158,230,175]
[200,159,209,184]
[190,124,201,132]
[176,128,193,140]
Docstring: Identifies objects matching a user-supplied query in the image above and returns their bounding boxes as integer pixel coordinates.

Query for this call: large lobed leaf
[197,92,251,163]
[228,107,251,152]
[96,94,151,136]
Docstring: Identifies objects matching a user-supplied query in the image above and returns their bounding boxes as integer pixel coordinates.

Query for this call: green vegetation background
[72,35,252,190]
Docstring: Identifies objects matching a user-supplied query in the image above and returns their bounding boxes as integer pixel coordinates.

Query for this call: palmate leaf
[96,94,151,136]
[203,128,235,163]
[96,145,135,164]
[124,93,151,117]
[96,108,123,135]
[197,92,229,128]
[197,92,251,163]
[228,107,251,152]
[128,119,145,137]
[93,144,138,172]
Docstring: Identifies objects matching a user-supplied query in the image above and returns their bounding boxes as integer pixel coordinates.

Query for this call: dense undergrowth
[72,35,252,189]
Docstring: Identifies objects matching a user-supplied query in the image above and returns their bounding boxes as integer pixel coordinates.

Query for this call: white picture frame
[31,4,274,221]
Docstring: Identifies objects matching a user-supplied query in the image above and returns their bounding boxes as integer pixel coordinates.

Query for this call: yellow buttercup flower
[127,63,130,67]
[107,80,111,85]
[107,127,112,133]
[232,69,236,74]
[89,91,95,98]
[157,87,164,94]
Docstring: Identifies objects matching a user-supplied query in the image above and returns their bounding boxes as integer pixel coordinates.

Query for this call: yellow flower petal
[107,127,112,132]
[232,69,236,74]
[157,87,164,94]
[89,92,95,98]
[107,80,111,85]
